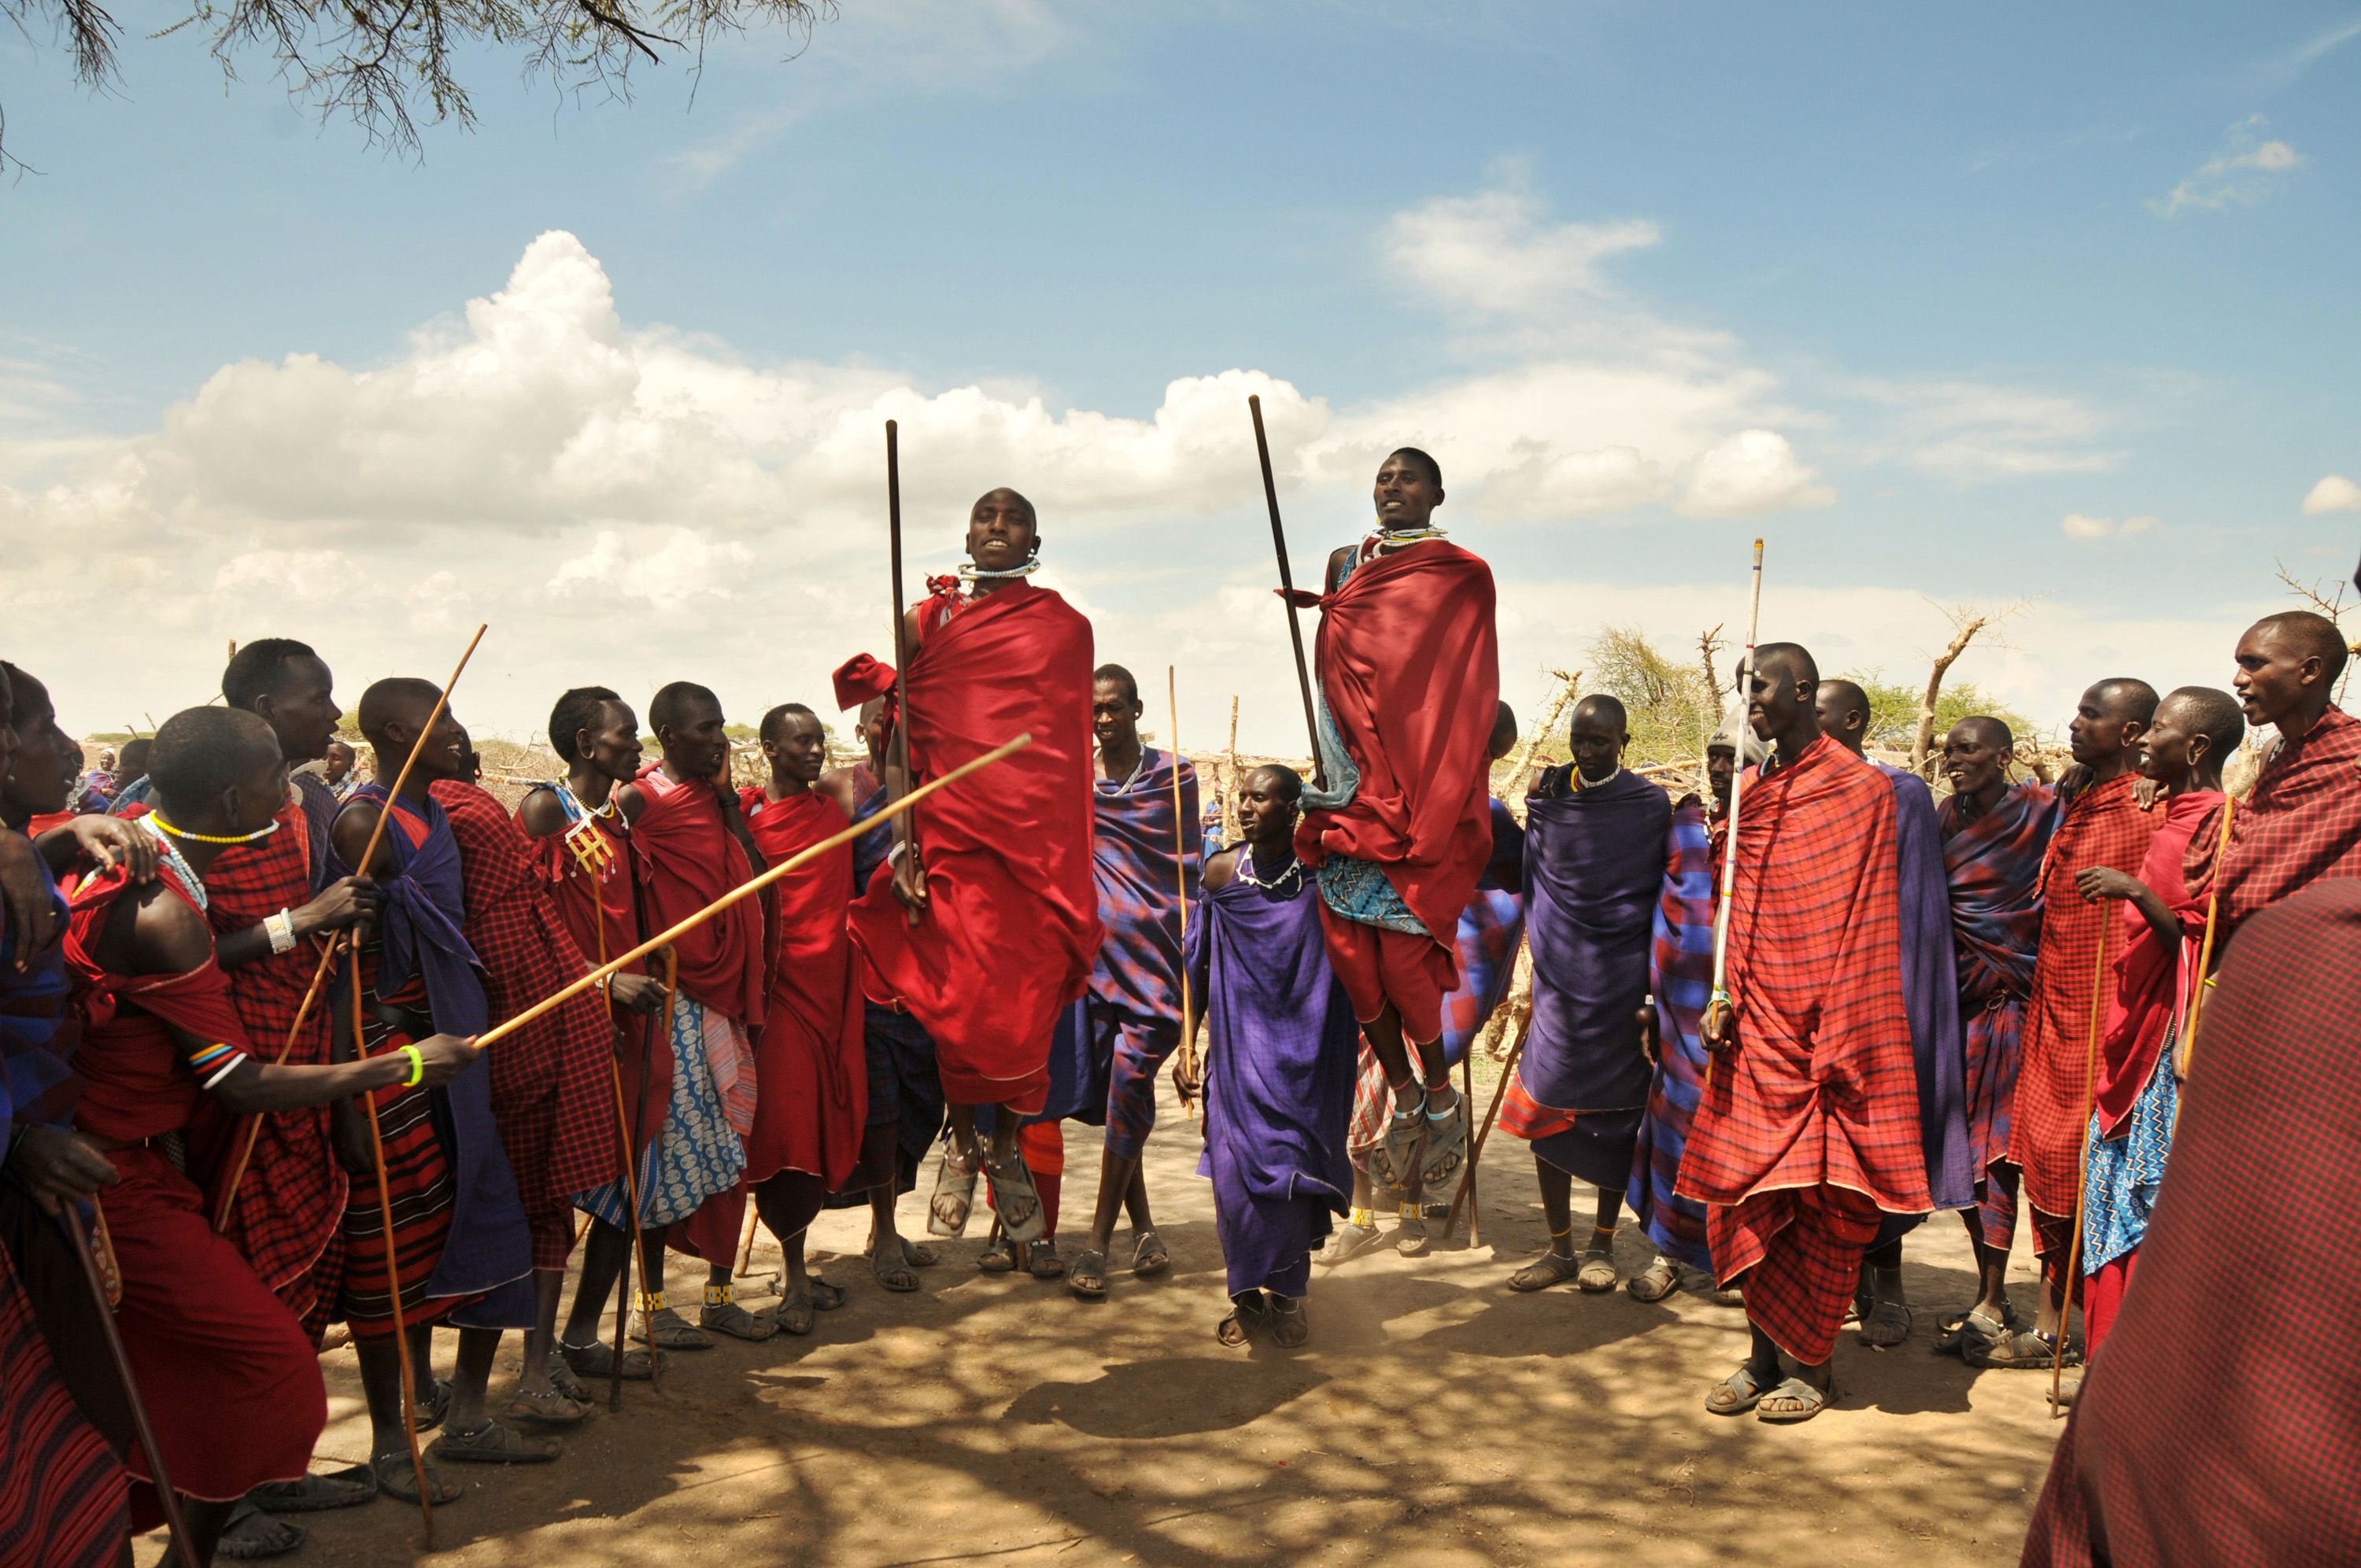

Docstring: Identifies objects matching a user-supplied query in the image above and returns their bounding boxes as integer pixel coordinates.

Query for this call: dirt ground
[142,1064,2064,1567]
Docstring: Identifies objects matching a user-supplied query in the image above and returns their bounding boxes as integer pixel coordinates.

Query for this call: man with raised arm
[1930,717,2058,1356]
[1683,643,1928,1424]
[1294,448,1500,1208]
[1975,678,2159,1372]
[1498,695,1668,1296]
[844,488,1099,1251]
[1181,764,1357,1350]
[334,679,541,1496]
[1812,677,1971,1346]
[62,704,482,1561]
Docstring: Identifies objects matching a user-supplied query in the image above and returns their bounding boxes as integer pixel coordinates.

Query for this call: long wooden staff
[1445,1002,1535,1235]
[2053,924,2114,1412]
[472,736,1033,1053]
[215,624,489,1230]
[350,948,434,1543]
[1224,695,1240,839]
[1167,667,1201,1123]
[61,1201,194,1564]
[1247,394,1325,789]
[2174,795,2238,1080]
[625,947,674,1393]
[593,889,659,1407]
[1705,540,1765,1083]
[884,421,918,874]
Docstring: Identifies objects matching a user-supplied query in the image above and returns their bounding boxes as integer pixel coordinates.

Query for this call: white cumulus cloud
[2301,474,2361,515]
[1678,430,1837,517]
[2060,512,2159,540]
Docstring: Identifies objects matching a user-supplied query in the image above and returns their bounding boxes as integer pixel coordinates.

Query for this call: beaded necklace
[136,817,209,912]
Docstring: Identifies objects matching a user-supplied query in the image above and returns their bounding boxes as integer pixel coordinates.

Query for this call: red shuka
[431,780,617,1266]
[2093,790,2216,1137]
[2012,773,2158,1219]
[523,794,663,1156]
[174,790,348,1330]
[846,581,1099,1114]
[64,865,327,1518]
[630,765,767,1029]
[2182,704,2361,943]
[1677,736,1931,1220]
[1293,540,1501,966]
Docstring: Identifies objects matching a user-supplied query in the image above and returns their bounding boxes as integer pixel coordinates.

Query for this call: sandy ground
[142,1066,2064,1567]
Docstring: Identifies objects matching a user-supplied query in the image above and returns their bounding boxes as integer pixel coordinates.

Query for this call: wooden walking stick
[61,1201,194,1566]
[1705,540,1765,1086]
[349,949,434,1544]
[471,739,1033,1053]
[216,623,489,1230]
[2174,795,2238,1081]
[1247,394,1326,789]
[625,947,674,1393]
[1459,1047,1480,1243]
[1168,667,1201,1123]
[590,898,659,1407]
[1445,1001,1535,1235]
[2053,925,2114,1413]
[1225,695,1241,839]
[884,420,921,884]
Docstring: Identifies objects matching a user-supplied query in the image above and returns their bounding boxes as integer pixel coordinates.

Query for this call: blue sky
[4,2,2358,751]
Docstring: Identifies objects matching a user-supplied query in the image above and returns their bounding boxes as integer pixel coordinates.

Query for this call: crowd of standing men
[2,446,2357,1566]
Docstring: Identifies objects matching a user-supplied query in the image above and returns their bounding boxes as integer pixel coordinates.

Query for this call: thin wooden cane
[2052,927,2113,1414]
[1445,1002,1535,1234]
[1705,540,1764,1089]
[627,949,675,1392]
[215,624,489,1230]
[1247,394,1326,789]
[62,1201,194,1565]
[592,904,653,1411]
[1168,667,1200,1123]
[351,950,434,1542]
[2174,795,2238,1081]
[471,738,1033,1053]
[1224,695,1241,840]
[1460,1048,1480,1245]
[735,1201,762,1278]
[885,421,918,875]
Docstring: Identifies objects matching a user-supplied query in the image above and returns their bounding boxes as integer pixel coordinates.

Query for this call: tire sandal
[1268,1294,1310,1349]
[214,1500,305,1561]
[1576,1238,1620,1293]
[430,1419,560,1465]
[370,1452,464,1507]
[560,1337,654,1382]
[983,1148,1047,1243]
[869,1239,923,1293]
[1318,1220,1384,1267]
[770,1291,820,1337]
[1026,1239,1066,1279]
[1394,1211,1431,1259]
[503,1388,592,1427]
[701,1283,782,1342]
[413,1376,453,1431]
[1217,1292,1268,1348]
[977,1230,1019,1273]
[1417,1092,1469,1188]
[928,1139,981,1238]
[246,1465,375,1514]
[1705,1364,1769,1416]
[1966,1326,2082,1371]
[1067,1248,1109,1301]
[1626,1256,1680,1303]
[1934,1299,2018,1356]
[1507,1241,1582,1293]
[634,1294,715,1351]
[1131,1230,1170,1278]
[1369,1098,1424,1191]
[1757,1376,1835,1425]
[544,1350,593,1404]
[1858,1298,1912,1348]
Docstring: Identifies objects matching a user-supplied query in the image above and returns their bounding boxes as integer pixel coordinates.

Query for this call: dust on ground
[143,1065,2062,1567]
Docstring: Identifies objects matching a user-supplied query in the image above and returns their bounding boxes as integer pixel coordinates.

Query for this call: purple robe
[1872,762,1975,1237]
[1036,748,1200,1124]
[1509,766,1668,1186]
[1188,850,1358,1300]
[332,788,534,1325]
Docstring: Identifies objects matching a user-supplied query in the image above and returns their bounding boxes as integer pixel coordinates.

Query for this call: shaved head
[1571,694,1624,731]
[1488,701,1520,761]
[2090,677,2160,726]
[1955,714,2014,750]
[2247,611,2349,681]
[2162,685,2246,763]
[1753,642,1820,687]
[150,706,280,808]
[356,677,441,743]
[1816,679,1869,729]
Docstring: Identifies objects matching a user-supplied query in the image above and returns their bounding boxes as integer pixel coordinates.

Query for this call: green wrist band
[399,1045,424,1088]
